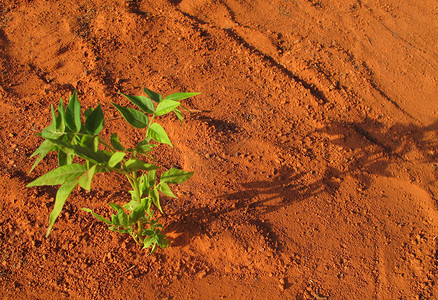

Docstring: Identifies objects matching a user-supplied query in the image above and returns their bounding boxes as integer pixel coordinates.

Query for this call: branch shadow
[191,114,241,135]
[323,118,438,167]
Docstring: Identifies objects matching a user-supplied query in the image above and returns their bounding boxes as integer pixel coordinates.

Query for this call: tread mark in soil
[223,28,329,105]
[175,8,329,105]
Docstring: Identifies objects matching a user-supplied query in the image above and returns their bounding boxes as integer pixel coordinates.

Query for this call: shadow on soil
[225,117,438,201]
[168,117,438,247]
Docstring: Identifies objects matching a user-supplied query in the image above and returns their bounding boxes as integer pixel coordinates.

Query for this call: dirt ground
[0,0,437,299]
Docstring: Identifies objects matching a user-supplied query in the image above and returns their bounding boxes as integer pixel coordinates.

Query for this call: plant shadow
[167,117,438,248]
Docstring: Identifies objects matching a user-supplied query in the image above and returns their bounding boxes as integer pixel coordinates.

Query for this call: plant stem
[130,172,145,242]
[132,172,141,201]
[132,234,141,245]
[146,114,155,136]
[126,174,134,189]
[137,221,144,243]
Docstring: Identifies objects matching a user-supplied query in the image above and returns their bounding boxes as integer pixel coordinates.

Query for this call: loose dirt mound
[1,0,437,298]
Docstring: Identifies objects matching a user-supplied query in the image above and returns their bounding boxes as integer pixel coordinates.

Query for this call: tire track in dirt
[174,0,331,106]
[172,0,427,127]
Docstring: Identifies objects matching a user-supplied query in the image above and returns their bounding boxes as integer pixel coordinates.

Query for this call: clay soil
[1,0,438,299]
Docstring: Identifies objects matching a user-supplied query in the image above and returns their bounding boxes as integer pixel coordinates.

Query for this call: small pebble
[197,270,207,278]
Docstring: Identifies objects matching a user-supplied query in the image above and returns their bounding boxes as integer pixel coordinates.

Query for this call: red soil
[0,0,437,298]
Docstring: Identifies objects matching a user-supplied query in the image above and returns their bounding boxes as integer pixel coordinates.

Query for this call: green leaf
[79,132,95,149]
[110,133,125,151]
[78,134,104,158]
[108,152,126,168]
[142,229,154,236]
[85,104,104,135]
[135,139,157,154]
[46,179,78,237]
[57,99,66,132]
[157,232,170,248]
[27,164,87,187]
[46,137,109,165]
[58,149,67,167]
[29,140,54,173]
[92,135,99,152]
[154,100,180,116]
[50,104,57,130]
[78,165,96,191]
[112,103,148,129]
[58,149,72,166]
[109,203,123,211]
[117,209,129,226]
[164,92,200,101]
[150,188,162,212]
[173,107,183,125]
[120,93,155,114]
[123,200,138,211]
[148,123,172,147]
[44,137,74,157]
[143,87,162,103]
[124,159,158,172]
[65,90,82,132]
[83,108,93,118]
[143,231,169,252]
[81,208,112,225]
[80,134,101,155]
[158,182,177,198]
[143,236,156,249]
[160,168,194,184]
[144,197,152,215]
[129,203,146,223]
[111,214,120,227]
[41,128,65,139]
[148,169,157,187]
[138,173,150,197]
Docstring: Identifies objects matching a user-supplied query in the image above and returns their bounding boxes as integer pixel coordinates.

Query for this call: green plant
[27,87,199,253]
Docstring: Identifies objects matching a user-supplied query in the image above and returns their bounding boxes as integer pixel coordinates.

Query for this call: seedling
[27,87,199,252]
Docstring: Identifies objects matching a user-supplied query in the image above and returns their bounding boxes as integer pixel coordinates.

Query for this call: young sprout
[27,88,199,253]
